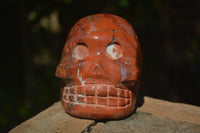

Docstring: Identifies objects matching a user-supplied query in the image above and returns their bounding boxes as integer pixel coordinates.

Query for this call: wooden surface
[9,97,200,133]
[138,97,200,125]
[9,102,93,133]
[92,111,200,133]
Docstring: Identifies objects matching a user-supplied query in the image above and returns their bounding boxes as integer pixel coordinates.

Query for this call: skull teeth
[63,84,133,107]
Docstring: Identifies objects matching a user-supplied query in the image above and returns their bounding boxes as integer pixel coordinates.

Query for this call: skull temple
[55,14,142,119]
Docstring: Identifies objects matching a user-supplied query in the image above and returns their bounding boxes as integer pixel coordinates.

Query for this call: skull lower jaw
[61,84,136,119]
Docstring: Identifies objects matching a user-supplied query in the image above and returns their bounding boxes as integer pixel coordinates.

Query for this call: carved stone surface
[9,97,200,133]
[55,14,142,120]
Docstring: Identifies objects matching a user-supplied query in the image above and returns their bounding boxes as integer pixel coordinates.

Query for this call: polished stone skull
[55,14,142,119]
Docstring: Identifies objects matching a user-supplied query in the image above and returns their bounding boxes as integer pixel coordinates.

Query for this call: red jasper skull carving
[55,14,142,120]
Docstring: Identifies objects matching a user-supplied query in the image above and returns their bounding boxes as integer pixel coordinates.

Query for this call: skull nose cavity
[92,64,105,76]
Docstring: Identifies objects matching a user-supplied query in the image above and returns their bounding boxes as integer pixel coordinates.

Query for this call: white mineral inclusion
[93,36,99,39]
[77,68,86,85]
[106,44,121,59]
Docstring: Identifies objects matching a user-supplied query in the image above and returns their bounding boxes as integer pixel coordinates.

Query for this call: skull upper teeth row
[62,84,133,107]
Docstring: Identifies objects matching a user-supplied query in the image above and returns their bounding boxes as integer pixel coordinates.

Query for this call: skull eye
[73,43,89,60]
[105,43,123,60]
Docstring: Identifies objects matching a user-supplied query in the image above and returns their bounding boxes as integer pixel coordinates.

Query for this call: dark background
[1,0,200,132]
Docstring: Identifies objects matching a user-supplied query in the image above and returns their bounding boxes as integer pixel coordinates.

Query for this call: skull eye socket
[73,43,89,60]
[105,43,123,60]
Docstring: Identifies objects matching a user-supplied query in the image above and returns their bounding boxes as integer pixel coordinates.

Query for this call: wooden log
[9,97,200,133]
[138,97,200,124]
[9,102,93,133]
[93,97,200,133]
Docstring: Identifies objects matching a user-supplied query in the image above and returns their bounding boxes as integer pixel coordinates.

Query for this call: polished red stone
[56,13,142,120]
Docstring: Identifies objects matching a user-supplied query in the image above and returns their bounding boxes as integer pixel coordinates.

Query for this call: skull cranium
[55,14,142,119]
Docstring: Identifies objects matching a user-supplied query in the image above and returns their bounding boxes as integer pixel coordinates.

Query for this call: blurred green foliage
[0,0,200,132]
